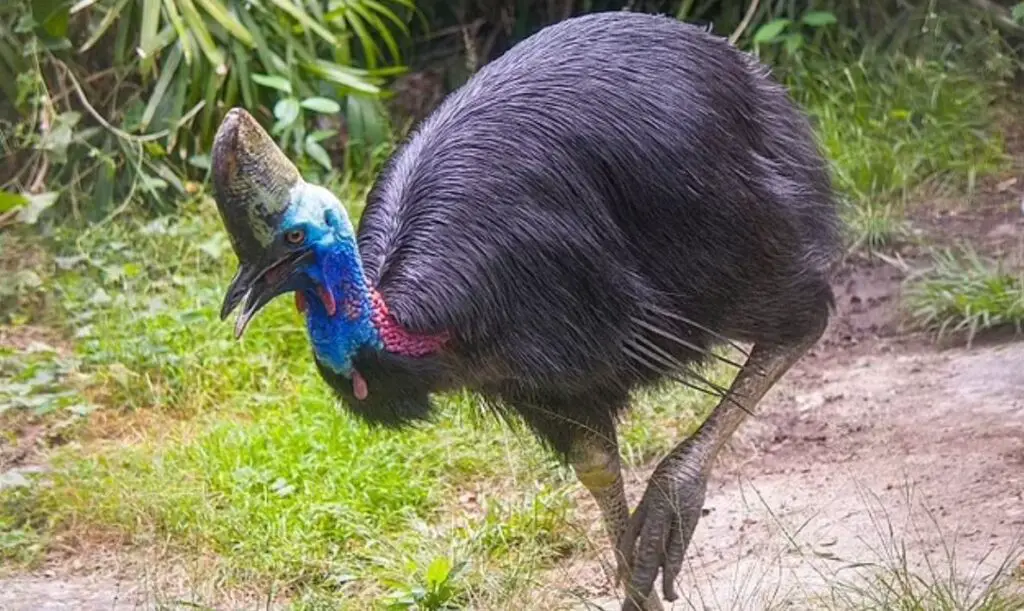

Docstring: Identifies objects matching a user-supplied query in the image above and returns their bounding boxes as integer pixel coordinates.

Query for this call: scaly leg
[617,336,820,610]
[571,431,664,611]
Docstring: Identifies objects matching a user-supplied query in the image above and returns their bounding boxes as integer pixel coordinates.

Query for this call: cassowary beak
[211,107,308,338]
[221,247,315,338]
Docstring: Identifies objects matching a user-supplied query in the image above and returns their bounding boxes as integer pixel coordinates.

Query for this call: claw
[617,463,709,611]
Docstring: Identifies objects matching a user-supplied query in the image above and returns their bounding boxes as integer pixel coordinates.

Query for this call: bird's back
[356,11,840,403]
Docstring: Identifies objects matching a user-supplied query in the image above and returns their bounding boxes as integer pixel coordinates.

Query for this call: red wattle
[370,289,449,357]
[352,369,368,400]
[317,285,337,316]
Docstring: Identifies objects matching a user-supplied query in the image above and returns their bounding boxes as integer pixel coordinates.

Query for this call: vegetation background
[2,0,1024,609]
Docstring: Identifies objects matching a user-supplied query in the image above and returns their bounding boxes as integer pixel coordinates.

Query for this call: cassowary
[211,11,840,610]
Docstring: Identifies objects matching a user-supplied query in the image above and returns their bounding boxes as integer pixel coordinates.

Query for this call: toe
[615,500,649,584]
[625,508,670,607]
[662,515,685,601]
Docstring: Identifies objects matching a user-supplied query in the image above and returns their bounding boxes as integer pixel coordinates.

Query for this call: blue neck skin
[282,186,382,376]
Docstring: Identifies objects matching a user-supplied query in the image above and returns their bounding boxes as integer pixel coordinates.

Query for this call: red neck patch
[370,290,449,357]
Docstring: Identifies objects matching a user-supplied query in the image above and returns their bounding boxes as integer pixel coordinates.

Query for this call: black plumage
[326,12,840,459]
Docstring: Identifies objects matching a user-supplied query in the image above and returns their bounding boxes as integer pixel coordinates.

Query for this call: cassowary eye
[285,229,305,245]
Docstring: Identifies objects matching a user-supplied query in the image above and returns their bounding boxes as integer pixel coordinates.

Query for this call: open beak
[220,248,315,339]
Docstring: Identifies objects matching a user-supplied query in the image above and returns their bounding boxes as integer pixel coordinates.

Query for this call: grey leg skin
[571,431,664,611]
[616,335,821,610]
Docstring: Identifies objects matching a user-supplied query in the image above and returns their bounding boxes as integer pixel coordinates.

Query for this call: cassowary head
[211,108,381,397]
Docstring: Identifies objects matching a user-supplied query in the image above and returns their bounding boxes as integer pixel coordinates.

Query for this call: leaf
[1013,3,1024,23]
[265,0,337,45]
[16,192,58,224]
[188,154,211,170]
[304,59,380,95]
[161,0,193,64]
[345,94,387,145]
[784,33,804,54]
[304,137,332,170]
[37,111,80,163]
[252,73,292,94]
[79,0,130,52]
[0,191,28,213]
[194,0,254,46]
[140,42,184,131]
[300,96,341,114]
[753,18,790,44]
[177,0,226,74]
[273,97,301,126]
[139,0,161,73]
[32,0,71,39]
[801,11,837,27]
[425,556,451,587]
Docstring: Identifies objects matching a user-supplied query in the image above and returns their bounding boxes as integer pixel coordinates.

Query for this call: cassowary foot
[615,333,824,609]
[616,454,708,609]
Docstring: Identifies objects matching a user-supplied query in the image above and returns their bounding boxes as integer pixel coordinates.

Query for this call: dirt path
[563,262,1024,610]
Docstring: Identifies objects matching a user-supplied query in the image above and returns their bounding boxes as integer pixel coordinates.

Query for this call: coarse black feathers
[324,11,841,458]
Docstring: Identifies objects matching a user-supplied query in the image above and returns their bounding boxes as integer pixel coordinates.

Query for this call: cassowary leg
[617,335,821,610]
[570,432,664,611]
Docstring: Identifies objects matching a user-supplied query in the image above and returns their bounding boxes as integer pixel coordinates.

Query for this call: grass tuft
[904,247,1024,345]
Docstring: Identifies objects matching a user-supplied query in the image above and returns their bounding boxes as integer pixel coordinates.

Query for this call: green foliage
[785,36,1008,252]
[753,10,839,56]
[0,0,412,225]
[384,556,467,610]
[905,248,1024,345]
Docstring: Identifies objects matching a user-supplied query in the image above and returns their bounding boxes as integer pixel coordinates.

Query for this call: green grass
[905,247,1024,345]
[785,47,1010,252]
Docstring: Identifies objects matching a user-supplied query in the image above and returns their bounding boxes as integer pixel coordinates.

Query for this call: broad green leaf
[308,129,337,142]
[753,18,790,44]
[0,191,28,213]
[274,97,301,126]
[16,192,59,224]
[194,0,254,46]
[32,0,71,39]
[425,556,451,587]
[304,137,332,170]
[1013,3,1024,23]
[300,97,341,114]
[252,73,292,94]
[801,11,837,27]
